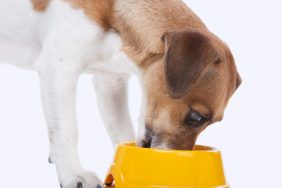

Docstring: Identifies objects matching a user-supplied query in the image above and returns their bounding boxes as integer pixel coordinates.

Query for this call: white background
[0,0,282,187]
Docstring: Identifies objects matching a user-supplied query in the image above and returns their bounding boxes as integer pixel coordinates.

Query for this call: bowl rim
[116,141,220,154]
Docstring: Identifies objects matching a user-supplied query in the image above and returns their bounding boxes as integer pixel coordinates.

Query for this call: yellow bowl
[104,142,228,188]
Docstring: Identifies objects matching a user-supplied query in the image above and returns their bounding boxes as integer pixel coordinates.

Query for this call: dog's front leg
[38,67,102,188]
[94,74,135,145]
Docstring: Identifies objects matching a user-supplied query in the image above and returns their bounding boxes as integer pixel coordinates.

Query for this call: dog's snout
[138,125,154,148]
[138,125,197,150]
[139,139,152,148]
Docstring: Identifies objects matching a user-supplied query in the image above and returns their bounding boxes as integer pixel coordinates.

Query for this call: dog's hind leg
[93,74,135,145]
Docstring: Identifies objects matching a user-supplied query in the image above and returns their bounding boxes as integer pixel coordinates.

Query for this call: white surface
[0,0,281,187]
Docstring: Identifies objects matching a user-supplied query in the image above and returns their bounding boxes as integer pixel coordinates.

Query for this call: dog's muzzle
[138,125,153,148]
[139,137,152,148]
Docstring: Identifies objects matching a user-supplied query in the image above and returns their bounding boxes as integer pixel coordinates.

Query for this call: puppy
[0,0,241,187]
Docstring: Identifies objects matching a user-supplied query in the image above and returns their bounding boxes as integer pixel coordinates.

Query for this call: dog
[0,0,241,187]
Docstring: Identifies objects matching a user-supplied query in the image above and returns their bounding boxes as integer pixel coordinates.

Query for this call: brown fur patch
[31,0,50,12]
[68,0,114,31]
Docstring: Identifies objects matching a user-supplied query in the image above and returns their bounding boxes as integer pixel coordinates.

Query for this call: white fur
[0,0,140,187]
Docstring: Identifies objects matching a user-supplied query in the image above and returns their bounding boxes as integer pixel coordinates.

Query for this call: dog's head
[138,29,241,150]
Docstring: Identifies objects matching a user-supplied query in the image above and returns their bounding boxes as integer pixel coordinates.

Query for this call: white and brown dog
[0,0,241,187]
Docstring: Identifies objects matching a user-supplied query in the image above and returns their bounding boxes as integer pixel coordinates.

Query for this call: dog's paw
[59,170,103,188]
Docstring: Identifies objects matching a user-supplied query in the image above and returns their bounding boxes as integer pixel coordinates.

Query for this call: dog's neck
[108,1,208,72]
[111,22,166,72]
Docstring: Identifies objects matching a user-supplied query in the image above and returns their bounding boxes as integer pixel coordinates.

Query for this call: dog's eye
[185,111,207,126]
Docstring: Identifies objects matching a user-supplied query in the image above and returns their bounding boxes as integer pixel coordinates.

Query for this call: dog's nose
[77,182,83,188]
[138,139,152,148]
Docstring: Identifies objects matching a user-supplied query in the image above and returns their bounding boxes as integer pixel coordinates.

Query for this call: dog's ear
[162,30,219,98]
[235,71,242,89]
